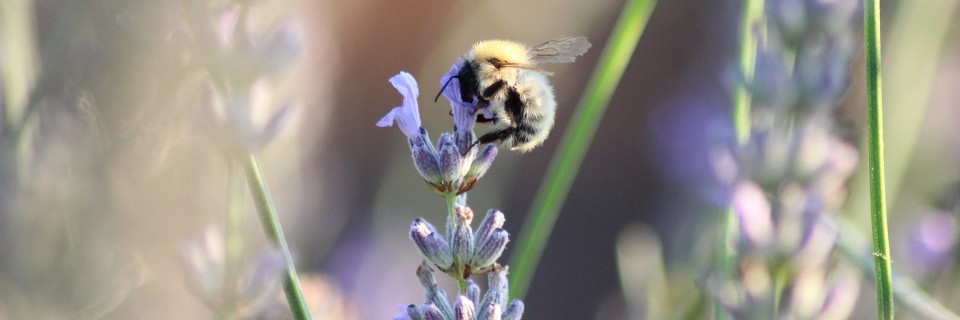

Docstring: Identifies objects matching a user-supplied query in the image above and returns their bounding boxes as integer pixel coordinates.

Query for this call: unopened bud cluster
[411,207,508,279]
[398,262,524,320]
[410,131,498,196]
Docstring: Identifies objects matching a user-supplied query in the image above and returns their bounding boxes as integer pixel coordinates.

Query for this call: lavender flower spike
[377,72,422,139]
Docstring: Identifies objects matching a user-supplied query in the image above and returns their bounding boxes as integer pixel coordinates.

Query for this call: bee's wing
[528,36,591,64]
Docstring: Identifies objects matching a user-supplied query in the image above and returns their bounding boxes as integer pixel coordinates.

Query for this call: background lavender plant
[3,0,960,318]
[706,0,865,318]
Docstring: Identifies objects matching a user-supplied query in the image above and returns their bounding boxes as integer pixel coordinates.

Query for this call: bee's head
[434,62,478,104]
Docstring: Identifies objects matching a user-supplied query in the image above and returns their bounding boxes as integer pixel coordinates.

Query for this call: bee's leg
[481,80,506,99]
[475,98,497,123]
[473,127,517,150]
[476,113,497,123]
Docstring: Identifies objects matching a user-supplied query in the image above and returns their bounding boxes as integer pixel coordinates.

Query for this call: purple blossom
[441,60,492,133]
[378,72,423,139]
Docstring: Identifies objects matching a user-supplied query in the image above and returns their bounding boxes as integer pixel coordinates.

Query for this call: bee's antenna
[434,76,458,103]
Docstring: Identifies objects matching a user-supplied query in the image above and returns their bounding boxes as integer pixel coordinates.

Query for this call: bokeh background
[2,0,960,319]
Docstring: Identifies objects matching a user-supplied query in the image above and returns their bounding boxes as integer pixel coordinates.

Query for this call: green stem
[507,0,657,300]
[864,0,894,318]
[244,154,311,320]
[732,0,762,147]
[445,193,458,239]
[717,0,761,318]
[844,0,960,232]
[443,193,468,294]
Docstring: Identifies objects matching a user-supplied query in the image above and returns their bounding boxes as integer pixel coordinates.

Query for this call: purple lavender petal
[377,72,422,139]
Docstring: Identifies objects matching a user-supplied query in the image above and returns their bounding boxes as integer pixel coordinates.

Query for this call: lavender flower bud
[454,129,477,158]
[464,144,498,182]
[471,229,509,269]
[488,270,509,307]
[411,218,454,269]
[477,269,508,317]
[437,133,463,184]
[451,206,475,264]
[416,261,439,290]
[410,131,443,185]
[406,304,424,320]
[429,288,455,320]
[473,209,505,253]
[467,279,481,305]
[455,296,476,320]
[422,303,444,320]
[477,303,502,320]
[502,300,524,320]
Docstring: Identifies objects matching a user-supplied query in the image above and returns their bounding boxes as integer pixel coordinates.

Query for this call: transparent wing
[528,36,591,64]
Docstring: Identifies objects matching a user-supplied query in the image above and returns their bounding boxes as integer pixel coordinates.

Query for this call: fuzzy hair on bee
[440,37,591,153]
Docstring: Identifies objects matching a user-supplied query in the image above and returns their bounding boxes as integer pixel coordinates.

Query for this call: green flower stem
[718,0,762,318]
[844,0,959,230]
[827,215,958,319]
[222,161,245,319]
[221,160,245,319]
[244,154,311,320]
[507,0,657,300]
[864,0,894,318]
[732,0,761,147]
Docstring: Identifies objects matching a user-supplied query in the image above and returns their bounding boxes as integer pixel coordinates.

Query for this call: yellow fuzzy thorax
[469,40,530,65]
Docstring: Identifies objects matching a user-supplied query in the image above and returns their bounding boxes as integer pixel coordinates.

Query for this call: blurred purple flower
[732,181,773,247]
[907,211,958,274]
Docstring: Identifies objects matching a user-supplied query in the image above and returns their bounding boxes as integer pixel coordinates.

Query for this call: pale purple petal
[440,60,467,104]
[377,72,422,138]
[441,60,480,132]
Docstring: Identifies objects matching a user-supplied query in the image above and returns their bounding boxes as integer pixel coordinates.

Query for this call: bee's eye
[488,58,504,69]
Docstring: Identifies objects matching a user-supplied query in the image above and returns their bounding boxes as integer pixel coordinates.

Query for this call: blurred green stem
[508,0,657,300]
[244,154,311,320]
[845,0,960,225]
[717,0,761,318]
[864,0,894,318]
[732,0,761,146]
